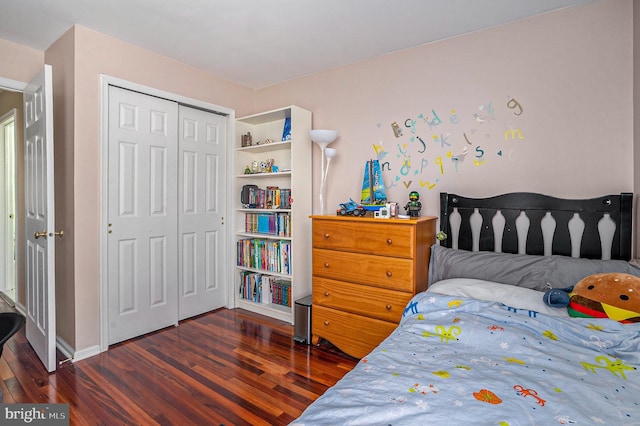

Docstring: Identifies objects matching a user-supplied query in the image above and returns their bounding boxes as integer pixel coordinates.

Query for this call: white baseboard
[71,345,102,362]
[56,337,101,363]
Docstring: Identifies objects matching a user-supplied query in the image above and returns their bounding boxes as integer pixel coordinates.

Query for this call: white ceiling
[1,0,594,89]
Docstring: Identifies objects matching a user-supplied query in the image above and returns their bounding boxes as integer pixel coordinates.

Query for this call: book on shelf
[244,212,291,237]
[241,185,291,209]
[257,215,270,233]
[239,271,277,304]
[238,271,291,306]
[236,238,292,274]
[271,279,292,307]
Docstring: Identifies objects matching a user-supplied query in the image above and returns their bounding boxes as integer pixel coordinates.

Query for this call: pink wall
[0,38,43,83]
[256,0,634,221]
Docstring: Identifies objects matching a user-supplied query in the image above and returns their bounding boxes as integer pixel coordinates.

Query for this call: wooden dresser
[310,215,436,358]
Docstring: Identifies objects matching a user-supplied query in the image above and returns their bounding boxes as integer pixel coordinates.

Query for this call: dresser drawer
[313,220,414,258]
[312,305,397,359]
[313,248,414,292]
[313,277,413,323]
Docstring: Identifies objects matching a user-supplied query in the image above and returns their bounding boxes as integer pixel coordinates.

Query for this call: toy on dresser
[404,191,422,217]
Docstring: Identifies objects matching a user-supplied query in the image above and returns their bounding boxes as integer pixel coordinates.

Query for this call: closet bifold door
[106,86,179,345]
[177,105,227,320]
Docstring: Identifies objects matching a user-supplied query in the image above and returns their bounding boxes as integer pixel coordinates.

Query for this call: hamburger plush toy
[567,272,640,323]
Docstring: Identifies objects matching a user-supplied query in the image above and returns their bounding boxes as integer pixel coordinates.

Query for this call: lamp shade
[309,129,338,146]
[324,147,337,158]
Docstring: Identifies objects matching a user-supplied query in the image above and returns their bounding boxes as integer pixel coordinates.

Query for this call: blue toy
[337,198,366,217]
[543,286,574,307]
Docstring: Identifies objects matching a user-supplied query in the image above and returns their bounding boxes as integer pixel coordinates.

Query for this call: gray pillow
[428,245,640,291]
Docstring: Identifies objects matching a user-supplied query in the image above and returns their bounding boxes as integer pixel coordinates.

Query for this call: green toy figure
[404,191,422,217]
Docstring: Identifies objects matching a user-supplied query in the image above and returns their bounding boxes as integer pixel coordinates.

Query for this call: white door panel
[178,106,226,319]
[107,86,179,345]
[24,65,56,372]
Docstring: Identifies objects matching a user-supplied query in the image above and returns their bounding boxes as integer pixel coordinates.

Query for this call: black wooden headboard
[439,192,633,261]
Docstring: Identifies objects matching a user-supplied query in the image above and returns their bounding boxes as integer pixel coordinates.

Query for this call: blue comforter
[293,292,640,425]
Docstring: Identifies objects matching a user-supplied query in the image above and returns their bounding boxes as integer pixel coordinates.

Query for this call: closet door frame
[98,75,235,353]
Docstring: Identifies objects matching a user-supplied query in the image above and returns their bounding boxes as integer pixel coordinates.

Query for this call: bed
[293,192,640,426]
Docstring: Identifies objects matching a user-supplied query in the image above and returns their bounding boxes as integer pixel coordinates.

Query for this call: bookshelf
[233,106,312,323]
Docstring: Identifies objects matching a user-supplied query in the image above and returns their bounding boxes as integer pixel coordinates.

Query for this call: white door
[107,86,179,345]
[24,65,56,372]
[178,106,227,319]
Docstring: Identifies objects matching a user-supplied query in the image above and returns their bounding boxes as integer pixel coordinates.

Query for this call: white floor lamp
[309,129,338,215]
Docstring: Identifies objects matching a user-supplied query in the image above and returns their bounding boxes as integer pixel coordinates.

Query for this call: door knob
[50,230,64,238]
[34,231,47,239]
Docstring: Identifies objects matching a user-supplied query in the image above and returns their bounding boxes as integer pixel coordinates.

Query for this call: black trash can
[293,295,312,344]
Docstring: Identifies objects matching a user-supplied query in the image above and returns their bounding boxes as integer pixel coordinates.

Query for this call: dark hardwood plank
[0,305,357,425]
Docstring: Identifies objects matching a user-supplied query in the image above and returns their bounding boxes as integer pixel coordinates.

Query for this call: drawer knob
[386,304,392,310]
[324,320,330,326]
[386,271,392,277]
[386,238,392,245]
[324,291,330,297]
[324,262,330,268]
[324,233,330,239]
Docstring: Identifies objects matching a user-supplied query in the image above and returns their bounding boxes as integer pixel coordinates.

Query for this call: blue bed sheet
[293,292,640,425]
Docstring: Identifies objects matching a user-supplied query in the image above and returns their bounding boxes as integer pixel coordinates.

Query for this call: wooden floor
[0,304,358,425]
